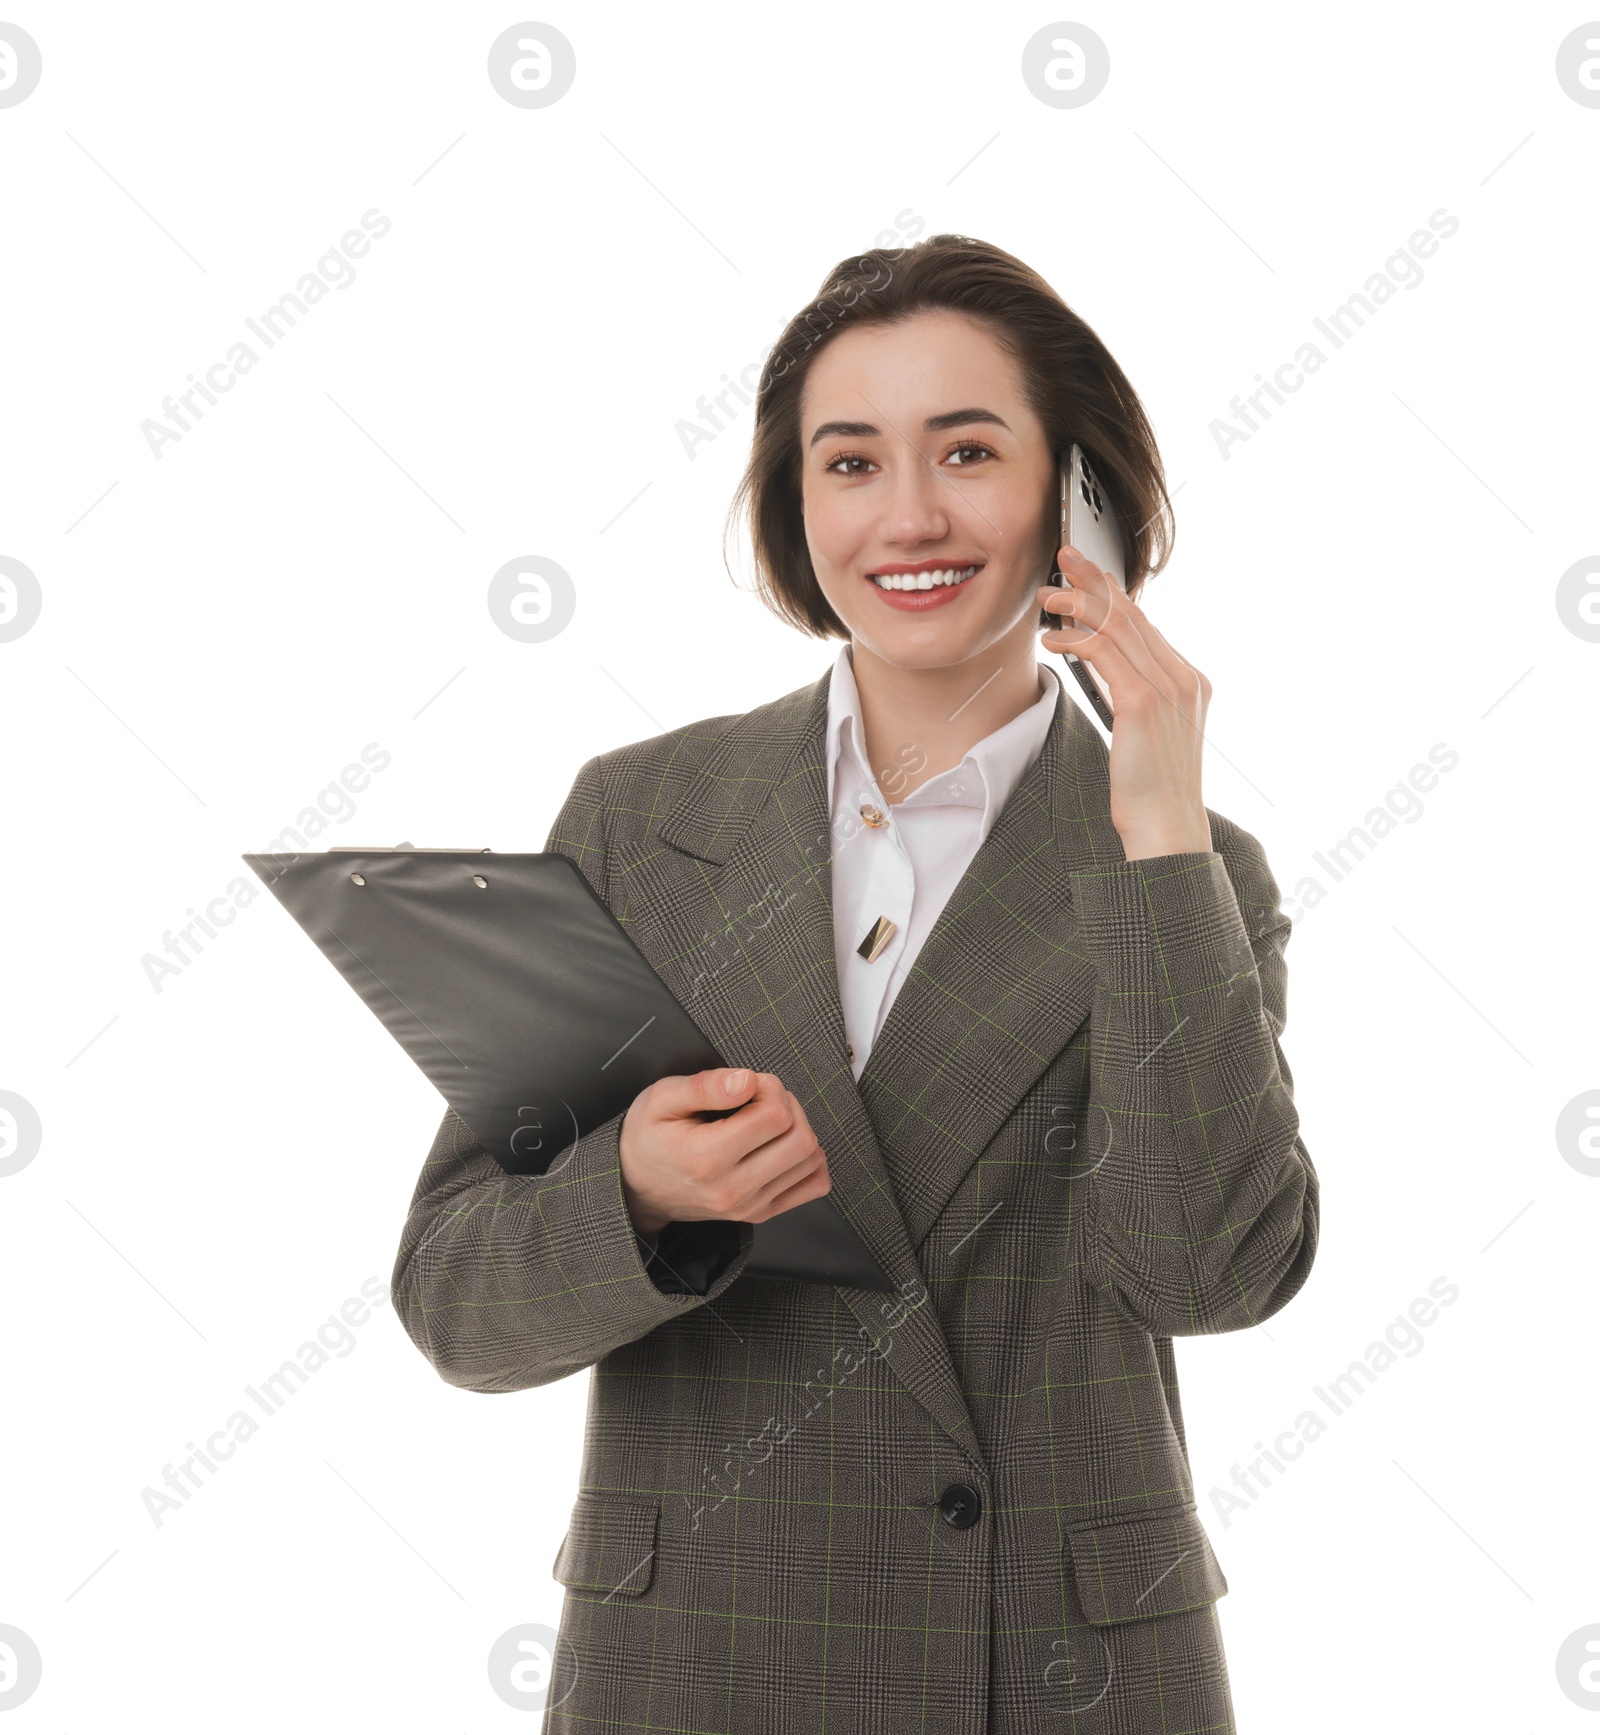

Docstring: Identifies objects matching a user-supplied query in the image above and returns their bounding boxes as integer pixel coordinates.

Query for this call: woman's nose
[881,445,950,543]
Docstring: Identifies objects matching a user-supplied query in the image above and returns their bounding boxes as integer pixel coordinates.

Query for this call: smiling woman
[393,233,1319,1735]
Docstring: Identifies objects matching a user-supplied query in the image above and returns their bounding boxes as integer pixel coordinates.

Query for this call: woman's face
[797,308,1058,671]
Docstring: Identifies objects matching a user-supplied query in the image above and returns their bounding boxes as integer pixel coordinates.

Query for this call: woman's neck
[848,614,1045,804]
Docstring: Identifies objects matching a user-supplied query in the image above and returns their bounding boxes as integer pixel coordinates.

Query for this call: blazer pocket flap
[552,1494,659,1598]
[1066,1505,1228,1625]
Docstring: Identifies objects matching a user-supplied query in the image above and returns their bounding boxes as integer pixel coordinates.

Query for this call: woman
[393,234,1319,1734]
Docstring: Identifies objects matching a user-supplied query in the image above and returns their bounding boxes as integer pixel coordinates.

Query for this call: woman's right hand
[618,1068,831,1241]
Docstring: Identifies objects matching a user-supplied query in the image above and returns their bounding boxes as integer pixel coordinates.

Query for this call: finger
[746,1165,829,1221]
[1040,584,1159,680]
[778,1088,820,1147]
[666,1104,805,1214]
[1061,583,1208,707]
[694,1075,798,1165]
[1041,588,1199,719]
[1052,545,1112,595]
[1111,602,1207,686]
[1045,553,1185,697]
[734,1103,822,1185]
[744,1135,830,1219]
[1043,616,1207,732]
[1039,556,1130,646]
[1039,613,1146,703]
[1058,549,1152,640]
[1039,583,1108,636]
[648,1067,761,1122]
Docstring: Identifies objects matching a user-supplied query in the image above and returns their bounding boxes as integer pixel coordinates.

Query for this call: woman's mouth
[864,562,981,611]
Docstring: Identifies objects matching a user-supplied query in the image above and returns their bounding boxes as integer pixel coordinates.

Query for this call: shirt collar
[825,644,1060,843]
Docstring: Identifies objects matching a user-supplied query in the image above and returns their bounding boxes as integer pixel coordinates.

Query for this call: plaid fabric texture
[391,667,1319,1734]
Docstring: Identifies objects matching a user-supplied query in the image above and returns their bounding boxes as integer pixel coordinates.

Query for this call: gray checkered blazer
[392,665,1319,1734]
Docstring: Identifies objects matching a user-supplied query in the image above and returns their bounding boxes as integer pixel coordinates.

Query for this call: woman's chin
[831,590,1037,667]
[846,620,1012,675]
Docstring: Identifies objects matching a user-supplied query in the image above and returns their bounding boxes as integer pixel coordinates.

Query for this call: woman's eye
[945,441,997,467]
[825,453,875,476]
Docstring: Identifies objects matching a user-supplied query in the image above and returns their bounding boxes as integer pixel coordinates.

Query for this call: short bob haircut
[727,233,1174,640]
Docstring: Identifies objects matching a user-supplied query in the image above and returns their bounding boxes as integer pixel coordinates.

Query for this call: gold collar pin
[857,915,898,963]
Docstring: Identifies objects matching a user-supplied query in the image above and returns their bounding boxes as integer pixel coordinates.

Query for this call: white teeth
[871,563,978,591]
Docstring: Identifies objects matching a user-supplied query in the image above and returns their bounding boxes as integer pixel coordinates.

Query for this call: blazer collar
[643,661,1125,1471]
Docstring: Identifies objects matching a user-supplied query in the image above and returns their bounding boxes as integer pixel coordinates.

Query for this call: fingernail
[724,1069,750,1096]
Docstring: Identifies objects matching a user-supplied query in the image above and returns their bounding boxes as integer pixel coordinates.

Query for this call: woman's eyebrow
[807,407,1011,448]
[925,407,1010,433]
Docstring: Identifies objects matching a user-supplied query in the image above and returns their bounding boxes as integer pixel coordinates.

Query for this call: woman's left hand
[1037,546,1214,862]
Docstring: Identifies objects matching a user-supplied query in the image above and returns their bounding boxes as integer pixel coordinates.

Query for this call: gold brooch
[857,915,898,963]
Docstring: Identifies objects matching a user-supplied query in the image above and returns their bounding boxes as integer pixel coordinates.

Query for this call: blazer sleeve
[1069,813,1319,1336]
[389,752,756,1394]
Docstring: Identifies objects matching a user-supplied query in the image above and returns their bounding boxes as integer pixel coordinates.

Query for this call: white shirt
[825,645,1061,1080]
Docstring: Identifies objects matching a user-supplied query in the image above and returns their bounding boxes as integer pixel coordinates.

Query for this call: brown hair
[726,233,1174,639]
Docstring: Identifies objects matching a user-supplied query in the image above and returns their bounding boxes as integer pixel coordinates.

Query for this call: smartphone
[1047,444,1127,732]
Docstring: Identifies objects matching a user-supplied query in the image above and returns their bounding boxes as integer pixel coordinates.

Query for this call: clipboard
[240,846,895,1292]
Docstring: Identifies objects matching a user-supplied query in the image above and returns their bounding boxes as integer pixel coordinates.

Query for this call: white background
[2,2,1597,1728]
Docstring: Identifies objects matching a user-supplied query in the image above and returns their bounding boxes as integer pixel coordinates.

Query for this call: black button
[937,1483,981,1529]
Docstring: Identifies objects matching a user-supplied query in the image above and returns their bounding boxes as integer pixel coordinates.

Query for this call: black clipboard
[240,846,894,1291]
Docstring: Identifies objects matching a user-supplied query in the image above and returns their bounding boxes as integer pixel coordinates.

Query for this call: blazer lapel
[635,671,987,1471]
[854,680,1126,1249]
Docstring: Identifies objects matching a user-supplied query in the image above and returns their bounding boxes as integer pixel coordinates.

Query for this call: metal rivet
[349,873,366,886]
[472,874,488,889]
